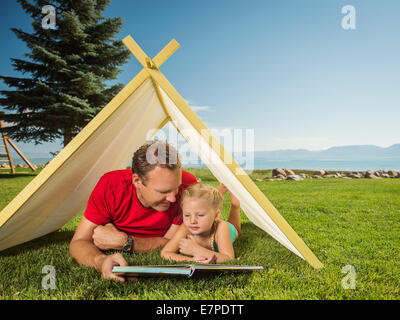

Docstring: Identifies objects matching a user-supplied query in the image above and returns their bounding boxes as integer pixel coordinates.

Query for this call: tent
[0,35,323,269]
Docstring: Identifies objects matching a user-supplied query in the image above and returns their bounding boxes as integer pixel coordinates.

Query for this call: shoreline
[1,165,399,181]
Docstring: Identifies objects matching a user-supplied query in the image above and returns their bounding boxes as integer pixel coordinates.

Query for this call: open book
[112,264,264,278]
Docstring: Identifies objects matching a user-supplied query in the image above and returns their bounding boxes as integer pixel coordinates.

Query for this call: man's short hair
[131,140,181,183]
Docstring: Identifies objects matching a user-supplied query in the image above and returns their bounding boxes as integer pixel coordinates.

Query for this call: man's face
[133,166,182,212]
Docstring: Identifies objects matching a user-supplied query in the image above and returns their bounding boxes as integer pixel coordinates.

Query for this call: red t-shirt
[84,169,197,237]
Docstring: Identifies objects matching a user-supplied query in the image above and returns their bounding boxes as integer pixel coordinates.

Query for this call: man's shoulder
[99,169,133,186]
[181,169,198,186]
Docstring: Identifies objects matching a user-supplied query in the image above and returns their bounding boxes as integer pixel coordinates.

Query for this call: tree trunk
[63,127,73,147]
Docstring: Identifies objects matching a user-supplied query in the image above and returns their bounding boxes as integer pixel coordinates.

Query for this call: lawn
[0,168,399,299]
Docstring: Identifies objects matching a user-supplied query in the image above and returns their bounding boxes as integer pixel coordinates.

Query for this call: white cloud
[183,98,211,112]
[191,105,210,112]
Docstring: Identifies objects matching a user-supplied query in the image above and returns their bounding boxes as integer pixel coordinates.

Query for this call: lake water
[9,157,400,172]
[252,159,400,171]
[184,159,400,171]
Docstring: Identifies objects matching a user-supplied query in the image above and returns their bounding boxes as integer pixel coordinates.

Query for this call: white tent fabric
[0,79,167,251]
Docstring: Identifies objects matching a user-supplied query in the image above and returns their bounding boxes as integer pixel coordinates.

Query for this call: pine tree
[0,0,130,147]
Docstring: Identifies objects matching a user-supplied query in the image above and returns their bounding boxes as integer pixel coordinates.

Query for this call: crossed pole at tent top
[121,36,230,162]
[122,36,179,70]
[121,36,178,128]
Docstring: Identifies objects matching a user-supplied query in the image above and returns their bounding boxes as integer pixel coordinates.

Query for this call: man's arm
[69,217,128,282]
[91,223,180,253]
[131,223,179,252]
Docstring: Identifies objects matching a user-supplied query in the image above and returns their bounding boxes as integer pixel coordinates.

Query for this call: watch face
[123,236,132,252]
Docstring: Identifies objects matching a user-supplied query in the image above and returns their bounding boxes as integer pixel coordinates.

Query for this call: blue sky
[1,0,399,157]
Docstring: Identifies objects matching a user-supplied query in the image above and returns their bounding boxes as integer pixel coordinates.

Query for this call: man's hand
[96,253,135,282]
[92,223,127,251]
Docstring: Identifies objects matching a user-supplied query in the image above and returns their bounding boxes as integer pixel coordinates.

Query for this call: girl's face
[182,197,220,236]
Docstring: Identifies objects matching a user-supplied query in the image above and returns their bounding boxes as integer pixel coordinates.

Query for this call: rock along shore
[256,168,400,181]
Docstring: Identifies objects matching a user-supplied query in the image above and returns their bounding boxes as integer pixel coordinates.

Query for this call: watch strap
[122,234,133,253]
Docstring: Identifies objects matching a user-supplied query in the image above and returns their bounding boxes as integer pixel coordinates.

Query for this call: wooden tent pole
[0,112,15,173]
[0,111,36,172]
[6,138,36,171]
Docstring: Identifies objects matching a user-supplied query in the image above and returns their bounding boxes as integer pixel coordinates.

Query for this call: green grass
[0,168,399,299]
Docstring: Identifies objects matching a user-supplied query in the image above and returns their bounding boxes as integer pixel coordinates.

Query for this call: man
[69,141,197,281]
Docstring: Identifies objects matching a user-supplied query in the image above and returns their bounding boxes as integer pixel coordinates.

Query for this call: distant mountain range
[12,143,400,163]
[252,144,400,160]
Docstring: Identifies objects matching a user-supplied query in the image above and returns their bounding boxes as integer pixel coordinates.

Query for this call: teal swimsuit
[213,222,237,253]
[192,221,237,253]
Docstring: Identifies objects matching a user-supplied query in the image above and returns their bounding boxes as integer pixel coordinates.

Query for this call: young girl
[161,183,241,264]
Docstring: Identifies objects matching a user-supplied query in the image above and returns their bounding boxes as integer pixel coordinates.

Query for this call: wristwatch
[122,235,133,253]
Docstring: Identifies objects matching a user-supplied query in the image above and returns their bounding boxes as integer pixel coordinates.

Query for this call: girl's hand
[178,235,202,256]
[194,254,217,264]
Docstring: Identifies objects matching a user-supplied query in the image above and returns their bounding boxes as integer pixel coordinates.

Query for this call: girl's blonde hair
[180,183,223,212]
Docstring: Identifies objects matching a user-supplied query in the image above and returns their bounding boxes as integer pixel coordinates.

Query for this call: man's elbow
[160,237,169,248]
[69,237,84,255]
[68,239,79,260]
[68,238,92,261]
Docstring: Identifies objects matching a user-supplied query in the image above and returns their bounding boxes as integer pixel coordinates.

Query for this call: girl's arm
[212,221,235,263]
[160,224,195,262]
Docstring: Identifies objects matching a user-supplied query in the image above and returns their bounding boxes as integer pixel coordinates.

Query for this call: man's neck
[135,187,151,209]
